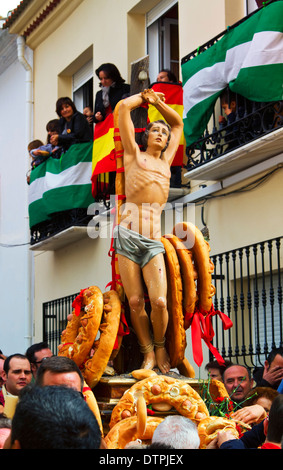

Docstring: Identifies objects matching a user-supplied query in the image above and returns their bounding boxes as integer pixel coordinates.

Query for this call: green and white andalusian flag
[182,1,283,147]
[28,142,94,227]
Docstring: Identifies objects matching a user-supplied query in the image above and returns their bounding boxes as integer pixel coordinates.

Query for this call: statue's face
[147,123,170,151]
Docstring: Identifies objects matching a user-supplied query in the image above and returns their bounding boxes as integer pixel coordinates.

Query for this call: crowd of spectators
[1,343,283,450]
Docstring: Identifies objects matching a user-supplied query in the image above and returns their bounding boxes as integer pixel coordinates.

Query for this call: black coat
[220,421,266,449]
[94,82,130,122]
[58,111,93,151]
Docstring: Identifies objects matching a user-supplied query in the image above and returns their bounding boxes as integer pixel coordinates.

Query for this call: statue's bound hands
[140,89,165,105]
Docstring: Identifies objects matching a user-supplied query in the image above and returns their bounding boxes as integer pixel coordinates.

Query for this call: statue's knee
[128,295,144,313]
[151,296,167,312]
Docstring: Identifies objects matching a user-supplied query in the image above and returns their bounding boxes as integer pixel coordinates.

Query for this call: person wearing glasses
[25,342,53,378]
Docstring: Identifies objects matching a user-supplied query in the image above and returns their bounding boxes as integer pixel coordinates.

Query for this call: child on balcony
[83,105,94,131]
[26,120,62,184]
[219,89,244,151]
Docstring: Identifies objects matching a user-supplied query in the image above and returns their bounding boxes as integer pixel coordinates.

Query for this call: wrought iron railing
[210,236,282,368]
[43,236,282,369]
[186,94,283,171]
[181,0,283,172]
[43,291,79,354]
[30,208,93,245]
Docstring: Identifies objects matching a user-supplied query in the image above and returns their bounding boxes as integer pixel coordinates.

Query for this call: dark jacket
[58,111,93,151]
[220,421,266,449]
[94,82,130,122]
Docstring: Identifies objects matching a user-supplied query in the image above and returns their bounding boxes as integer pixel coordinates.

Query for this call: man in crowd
[25,341,53,378]
[223,364,254,406]
[151,415,200,449]
[4,385,102,449]
[0,354,32,409]
[35,355,84,392]
[253,347,283,390]
[205,359,233,382]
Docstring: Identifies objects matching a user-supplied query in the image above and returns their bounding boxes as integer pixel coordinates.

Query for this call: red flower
[214,396,234,412]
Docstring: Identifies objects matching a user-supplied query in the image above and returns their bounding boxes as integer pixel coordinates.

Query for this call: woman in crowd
[50,97,93,152]
[94,63,130,123]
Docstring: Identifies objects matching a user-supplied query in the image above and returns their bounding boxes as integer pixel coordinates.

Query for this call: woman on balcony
[50,97,93,152]
[93,63,130,123]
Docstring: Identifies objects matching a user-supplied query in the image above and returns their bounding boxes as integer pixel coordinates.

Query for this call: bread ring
[208,379,230,401]
[105,416,163,449]
[160,236,186,368]
[197,416,239,448]
[131,369,158,380]
[165,234,198,329]
[109,375,209,428]
[58,310,83,353]
[82,381,104,436]
[177,357,195,378]
[83,290,121,388]
[136,394,147,438]
[58,286,104,366]
[151,402,173,411]
[173,222,215,313]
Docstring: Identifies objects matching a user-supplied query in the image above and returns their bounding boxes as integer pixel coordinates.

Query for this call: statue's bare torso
[120,150,171,239]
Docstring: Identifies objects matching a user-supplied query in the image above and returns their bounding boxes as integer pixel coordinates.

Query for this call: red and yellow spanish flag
[91,113,116,197]
[149,82,186,167]
[91,82,186,197]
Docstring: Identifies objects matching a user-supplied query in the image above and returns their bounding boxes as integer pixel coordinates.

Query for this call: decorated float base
[93,372,213,435]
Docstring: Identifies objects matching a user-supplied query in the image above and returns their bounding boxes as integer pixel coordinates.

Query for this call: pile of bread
[104,369,243,449]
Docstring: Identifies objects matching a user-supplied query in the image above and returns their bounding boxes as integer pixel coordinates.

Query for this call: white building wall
[0,40,34,356]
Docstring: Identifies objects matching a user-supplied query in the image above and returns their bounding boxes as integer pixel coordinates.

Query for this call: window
[253,272,283,365]
[246,0,261,15]
[72,59,93,113]
[146,0,179,84]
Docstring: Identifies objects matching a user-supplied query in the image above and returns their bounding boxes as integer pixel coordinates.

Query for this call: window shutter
[72,59,93,93]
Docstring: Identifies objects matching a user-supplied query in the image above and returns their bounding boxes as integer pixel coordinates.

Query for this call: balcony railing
[210,236,283,368]
[181,0,283,175]
[186,92,283,172]
[43,236,283,370]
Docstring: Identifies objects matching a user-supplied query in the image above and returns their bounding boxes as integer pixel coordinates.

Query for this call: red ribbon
[103,221,130,350]
[72,288,88,316]
[186,304,233,367]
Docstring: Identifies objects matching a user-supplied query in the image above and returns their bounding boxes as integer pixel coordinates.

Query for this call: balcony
[28,119,190,251]
[181,0,283,185]
[185,95,283,182]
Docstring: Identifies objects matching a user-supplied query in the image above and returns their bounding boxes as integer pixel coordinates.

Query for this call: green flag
[181,1,283,147]
[28,142,94,228]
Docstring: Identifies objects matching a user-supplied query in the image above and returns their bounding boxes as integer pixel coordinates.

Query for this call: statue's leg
[142,253,171,374]
[117,253,156,369]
